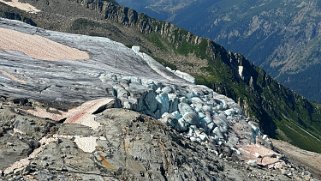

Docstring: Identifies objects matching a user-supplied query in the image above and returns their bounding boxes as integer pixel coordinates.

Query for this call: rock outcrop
[0,105,310,180]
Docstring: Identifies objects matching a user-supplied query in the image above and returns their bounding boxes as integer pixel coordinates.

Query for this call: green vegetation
[147,33,167,51]
[175,39,209,60]
[277,120,321,153]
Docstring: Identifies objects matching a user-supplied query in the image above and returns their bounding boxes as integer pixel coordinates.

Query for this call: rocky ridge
[1,105,310,180]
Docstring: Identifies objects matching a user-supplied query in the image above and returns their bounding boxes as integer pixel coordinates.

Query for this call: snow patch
[166,67,195,83]
[131,46,192,84]
[74,136,98,153]
[238,66,244,78]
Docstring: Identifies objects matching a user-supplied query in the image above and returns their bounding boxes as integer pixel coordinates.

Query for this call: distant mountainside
[117,0,321,103]
[0,0,321,153]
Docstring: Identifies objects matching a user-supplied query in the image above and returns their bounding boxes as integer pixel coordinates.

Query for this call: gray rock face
[0,107,58,171]
[0,105,310,181]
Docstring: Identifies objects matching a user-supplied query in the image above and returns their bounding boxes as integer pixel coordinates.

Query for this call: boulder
[190,87,205,97]
[212,114,228,133]
[219,125,228,133]
[192,103,203,112]
[246,160,257,167]
[190,136,197,142]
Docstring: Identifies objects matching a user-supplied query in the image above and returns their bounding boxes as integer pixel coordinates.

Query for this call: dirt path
[272,139,321,179]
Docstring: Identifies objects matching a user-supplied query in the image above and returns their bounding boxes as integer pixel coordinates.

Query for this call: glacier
[0,18,267,158]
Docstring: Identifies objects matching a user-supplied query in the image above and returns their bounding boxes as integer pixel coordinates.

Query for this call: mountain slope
[0,0,321,153]
[117,0,321,103]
